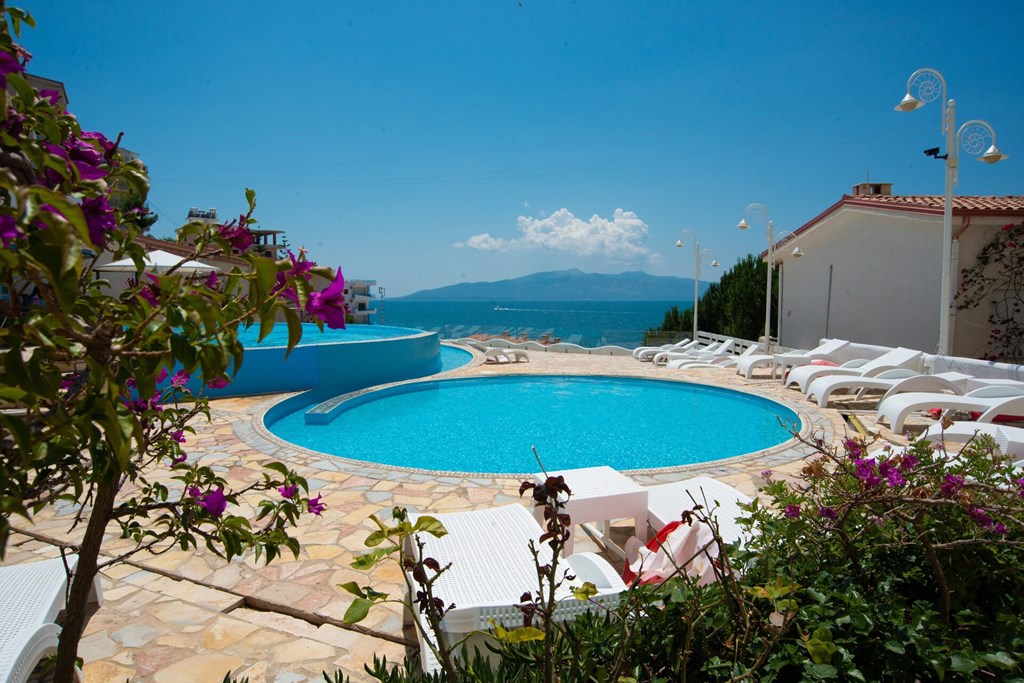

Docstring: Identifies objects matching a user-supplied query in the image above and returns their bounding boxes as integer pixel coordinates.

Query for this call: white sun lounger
[923,422,1024,459]
[735,338,850,380]
[805,369,974,408]
[784,346,923,393]
[653,340,728,366]
[0,555,103,683]
[406,504,625,673]
[877,385,1024,434]
[667,343,762,370]
[633,338,695,361]
[645,477,753,547]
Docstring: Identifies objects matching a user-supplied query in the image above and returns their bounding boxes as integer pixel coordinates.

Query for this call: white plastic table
[532,465,648,555]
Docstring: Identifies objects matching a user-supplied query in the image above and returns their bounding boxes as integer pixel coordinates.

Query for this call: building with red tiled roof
[768,183,1024,358]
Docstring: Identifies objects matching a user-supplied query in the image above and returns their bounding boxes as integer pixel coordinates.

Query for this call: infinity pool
[238,323,422,347]
[266,375,799,473]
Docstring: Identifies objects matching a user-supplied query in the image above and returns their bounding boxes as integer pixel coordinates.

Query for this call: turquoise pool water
[438,346,473,372]
[238,323,423,347]
[266,375,799,473]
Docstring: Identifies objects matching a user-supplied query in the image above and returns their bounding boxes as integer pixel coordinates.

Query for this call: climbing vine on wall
[955,221,1024,362]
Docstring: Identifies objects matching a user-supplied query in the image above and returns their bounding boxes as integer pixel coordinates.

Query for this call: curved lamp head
[791,246,804,258]
[675,239,684,248]
[978,144,1009,164]
[895,93,925,112]
[710,258,720,268]
[737,218,750,230]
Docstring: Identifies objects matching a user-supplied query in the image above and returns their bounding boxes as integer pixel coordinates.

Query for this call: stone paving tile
[1,350,882,682]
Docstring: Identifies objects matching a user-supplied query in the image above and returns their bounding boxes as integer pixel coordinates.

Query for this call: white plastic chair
[406,504,625,673]
[0,555,103,683]
[877,385,1024,434]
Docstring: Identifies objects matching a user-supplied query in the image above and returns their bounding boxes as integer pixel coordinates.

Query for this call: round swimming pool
[266,375,800,474]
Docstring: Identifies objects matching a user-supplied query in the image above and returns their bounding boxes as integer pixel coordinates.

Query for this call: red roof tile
[843,194,1024,212]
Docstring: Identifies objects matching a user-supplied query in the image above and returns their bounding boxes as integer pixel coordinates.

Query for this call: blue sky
[18,1,1024,296]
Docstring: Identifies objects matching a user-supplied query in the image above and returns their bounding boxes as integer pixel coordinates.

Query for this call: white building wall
[776,207,942,352]
[951,216,1018,359]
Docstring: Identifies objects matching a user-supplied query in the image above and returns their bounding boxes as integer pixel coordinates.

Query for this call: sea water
[374,300,689,347]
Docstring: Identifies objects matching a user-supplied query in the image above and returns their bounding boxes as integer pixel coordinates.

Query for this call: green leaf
[283,306,303,356]
[343,597,373,624]
[571,581,598,601]
[263,462,290,477]
[350,547,396,570]
[338,581,366,598]
[412,516,448,538]
[0,387,27,400]
[979,652,1017,669]
[500,626,546,643]
[950,654,978,673]
[364,529,388,547]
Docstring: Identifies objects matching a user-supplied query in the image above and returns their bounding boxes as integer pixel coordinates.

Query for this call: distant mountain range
[396,268,711,301]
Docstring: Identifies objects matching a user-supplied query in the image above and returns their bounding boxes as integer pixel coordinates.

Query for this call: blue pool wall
[199,329,441,399]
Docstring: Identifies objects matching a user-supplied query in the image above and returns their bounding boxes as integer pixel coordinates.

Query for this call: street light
[675,230,719,342]
[896,68,1009,355]
[737,202,774,352]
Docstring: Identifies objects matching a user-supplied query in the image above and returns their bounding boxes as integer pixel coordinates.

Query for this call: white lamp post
[737,204,775,354]
[896,68,1009,355]
[675,230,719,342]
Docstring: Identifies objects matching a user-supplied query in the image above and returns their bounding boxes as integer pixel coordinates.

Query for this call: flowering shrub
[955,220,1024,362]
[0,7,343,681]
[336,428,1024,681]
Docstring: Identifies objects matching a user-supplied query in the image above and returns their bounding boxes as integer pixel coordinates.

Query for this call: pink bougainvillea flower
[784,504,801,519]
[206,376,230,389]
[0,50,25,89]
[170,369,190,388]
[204,271,220,289]
[307,494,326,516]
[305,268,347,329]
[0,215,22,246]
[818,506,836,520]
[170,430,186,444]
[277,484,298,499]
[155,367,169,383]
[136,274,161,306]
[199,487,227,518]
[1,108,25,136]
[80,195,117,246]
[171,453,188,465]
[38,89,61,106]
[187,486,202,498]
[216,215,253,251]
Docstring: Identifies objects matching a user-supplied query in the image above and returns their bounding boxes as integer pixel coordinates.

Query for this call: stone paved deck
[3,350,917,682]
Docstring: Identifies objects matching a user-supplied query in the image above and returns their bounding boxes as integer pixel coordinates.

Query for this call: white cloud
[456,208,653,260]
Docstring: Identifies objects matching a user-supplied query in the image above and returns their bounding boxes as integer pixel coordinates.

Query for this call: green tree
[119,188,158,233]
[656,254,777,341]
[0,9,345,681]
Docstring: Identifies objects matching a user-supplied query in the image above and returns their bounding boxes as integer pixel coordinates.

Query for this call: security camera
[923,147,946,159]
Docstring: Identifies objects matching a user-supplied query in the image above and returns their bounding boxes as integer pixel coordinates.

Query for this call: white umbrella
[96,249,220,274]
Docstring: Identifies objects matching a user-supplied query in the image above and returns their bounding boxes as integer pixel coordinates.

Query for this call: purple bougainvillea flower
[206,376,230,389]
[38,89,61,106]
[307,494,326,516]
[187,486,202,498]
[199,487,227,518]
[899,453,918,472]
[171,430,186,444]
[216,215,253,251]
[941,474,965,498]
[818,506,836,520]
[0,50,25,89]
[171,453,188,465]
[170,369,190,388]
[760,469,772,479]
[136,274,161,306]
[305,268,347,329]
[784,504,800,519]
[204,271,220,289]
[80,195,116,246]
[155,366,169,383]
[1,108,25,136]
[277,484,298,499]
[0,215,22,246]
